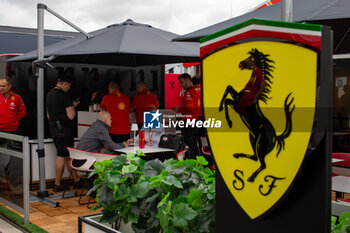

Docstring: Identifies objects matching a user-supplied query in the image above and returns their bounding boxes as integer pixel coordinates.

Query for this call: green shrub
[332,212,350,233]
[88,152,215,233]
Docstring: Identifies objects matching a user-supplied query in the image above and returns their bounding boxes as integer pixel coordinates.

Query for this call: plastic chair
[199,136,211,156]
[68,147,96,171]
[176,148,187,161]
[91,151,117,162]
[199,136,215,170]
[66,147,96,208]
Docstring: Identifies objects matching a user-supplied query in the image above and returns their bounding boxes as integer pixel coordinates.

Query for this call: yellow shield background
[202,41,317,219]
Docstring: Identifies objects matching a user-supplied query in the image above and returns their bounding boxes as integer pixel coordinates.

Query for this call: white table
[114,145,174,154]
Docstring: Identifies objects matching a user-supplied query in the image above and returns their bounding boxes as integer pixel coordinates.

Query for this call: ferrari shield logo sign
[201,19,322,220]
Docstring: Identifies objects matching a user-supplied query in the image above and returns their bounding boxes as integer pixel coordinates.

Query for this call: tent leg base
[30,191,77,208]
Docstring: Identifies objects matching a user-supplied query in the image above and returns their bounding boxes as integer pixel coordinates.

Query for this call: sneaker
[73,179,85,189]
[53,184,69,192]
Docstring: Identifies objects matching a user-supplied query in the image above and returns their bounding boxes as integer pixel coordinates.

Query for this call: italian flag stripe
[201,30,321,57]
[200,19,322,57]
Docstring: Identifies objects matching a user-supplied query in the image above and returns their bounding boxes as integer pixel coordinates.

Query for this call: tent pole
[36,3,48,197]
[282,0,293,22]
[45,6,92,39]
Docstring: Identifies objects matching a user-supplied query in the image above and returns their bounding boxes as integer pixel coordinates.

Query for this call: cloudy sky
[0,0,267,35]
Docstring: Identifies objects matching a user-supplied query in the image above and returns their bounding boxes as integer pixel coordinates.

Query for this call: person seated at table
[77,110,131,153]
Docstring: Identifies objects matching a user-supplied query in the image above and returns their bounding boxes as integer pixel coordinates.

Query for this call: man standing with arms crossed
[0,76,26,191]
[0,76,26,133]
[46,75,83,192]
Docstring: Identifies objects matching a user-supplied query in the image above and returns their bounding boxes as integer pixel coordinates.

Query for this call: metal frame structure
[32,3,92,207]
[0,132,30,224]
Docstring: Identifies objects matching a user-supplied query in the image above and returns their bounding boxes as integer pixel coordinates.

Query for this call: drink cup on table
[139,130,145,149]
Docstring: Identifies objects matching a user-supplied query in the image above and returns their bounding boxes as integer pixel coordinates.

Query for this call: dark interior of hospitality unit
[7,61,164,139]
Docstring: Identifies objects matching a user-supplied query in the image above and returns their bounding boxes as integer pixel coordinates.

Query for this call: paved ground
[0,217,23,233]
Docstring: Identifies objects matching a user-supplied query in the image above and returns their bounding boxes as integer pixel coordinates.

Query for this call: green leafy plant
[88,152,215,233]
[332,212,350,233]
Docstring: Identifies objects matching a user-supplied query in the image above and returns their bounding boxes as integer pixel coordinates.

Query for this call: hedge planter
[88,153,216,233]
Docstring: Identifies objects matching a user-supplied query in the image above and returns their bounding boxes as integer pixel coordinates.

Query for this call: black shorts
[51,127,74,157]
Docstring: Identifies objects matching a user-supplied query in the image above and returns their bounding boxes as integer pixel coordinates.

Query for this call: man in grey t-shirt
[77,111,130,152]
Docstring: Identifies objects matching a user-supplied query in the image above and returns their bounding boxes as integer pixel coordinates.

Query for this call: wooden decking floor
[1,187,100,233]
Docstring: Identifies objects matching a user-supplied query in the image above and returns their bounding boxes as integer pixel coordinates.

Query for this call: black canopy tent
[9,19,199,66]
[0,26,78,54]
[174,0,350,54]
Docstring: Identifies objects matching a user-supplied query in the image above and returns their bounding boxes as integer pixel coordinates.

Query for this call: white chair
[199,136,211,156]
[90,151,117,162]
[66,147,97,207]
[176,148,187,161]
[199,136,215,170]
[68,147,96,171]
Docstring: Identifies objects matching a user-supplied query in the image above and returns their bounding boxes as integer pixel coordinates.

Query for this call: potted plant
[332,212,350,233]
[83,151,215,233]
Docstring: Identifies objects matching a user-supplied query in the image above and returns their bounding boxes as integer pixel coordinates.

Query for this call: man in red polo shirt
[0,76,26,133]
[178,73,202,121]
[0,76,26,192]
[177,73,203,158]
[131,81,159,129]
[100,80,130,143]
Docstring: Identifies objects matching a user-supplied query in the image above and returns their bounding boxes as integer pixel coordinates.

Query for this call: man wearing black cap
[46,75,83,192]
